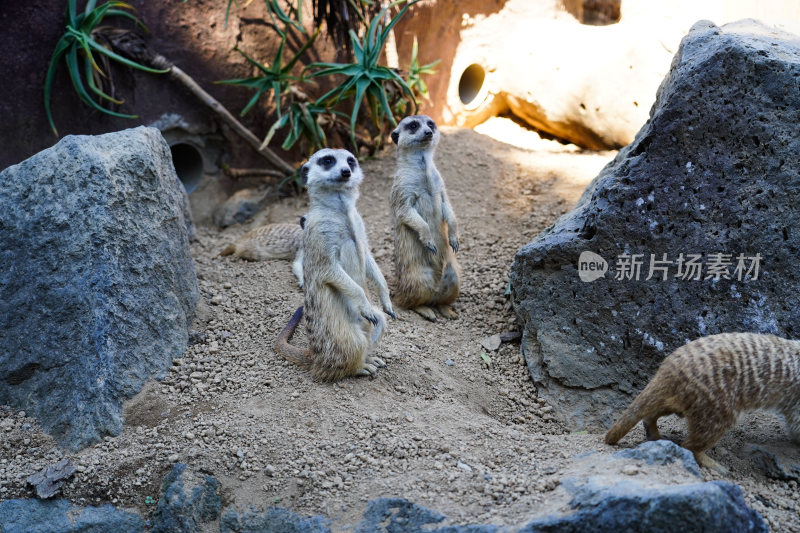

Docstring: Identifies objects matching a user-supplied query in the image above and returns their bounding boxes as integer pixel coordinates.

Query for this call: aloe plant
[309,0,419,149]
[216,26,319,118]
[406,36,440,101]
[261,95,347,154]
[44,0,169,136]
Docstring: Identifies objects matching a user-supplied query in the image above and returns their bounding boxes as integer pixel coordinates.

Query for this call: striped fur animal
[605,332,800,472]
[220,222,304,288]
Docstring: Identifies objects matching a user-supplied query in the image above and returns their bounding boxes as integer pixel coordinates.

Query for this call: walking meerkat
[274,148,395,381]
[389,115,460,322]
[220,222,305,287]
[605,332,800,472]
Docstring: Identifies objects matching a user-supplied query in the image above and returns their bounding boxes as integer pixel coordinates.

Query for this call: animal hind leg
[364,309,386,371]
[682,414,733,474]
[438,260,460,304]
[292,249,304,289]
[436,304,458,319]
[643,416,662,441]
[784,408,800,443]
[412,305,438,322]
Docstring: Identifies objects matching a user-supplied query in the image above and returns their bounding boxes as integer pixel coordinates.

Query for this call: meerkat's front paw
[359,304,380,325]
[424,241,438,255]
[449,236,459,253]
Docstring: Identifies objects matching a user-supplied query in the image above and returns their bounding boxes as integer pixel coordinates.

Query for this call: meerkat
[274,148,395,381]
[389,115,460,322]
[605,332,800,473]
[220,222,305,287]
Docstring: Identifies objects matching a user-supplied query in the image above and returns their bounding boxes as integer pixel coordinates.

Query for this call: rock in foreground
[0,126,198,450]
[510,20,800,429]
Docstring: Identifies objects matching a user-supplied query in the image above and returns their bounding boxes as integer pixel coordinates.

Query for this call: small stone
[622,464,639,476]
[168,454,179,462]
[445,359,455,366]
[457,461,473,473]
[265,465,276,476]
[480,334,502,352]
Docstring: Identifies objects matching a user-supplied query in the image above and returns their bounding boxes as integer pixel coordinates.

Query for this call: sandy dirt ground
[1,119,799,530]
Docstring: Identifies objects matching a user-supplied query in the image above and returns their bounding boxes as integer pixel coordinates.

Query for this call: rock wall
[0,127,198,450]
[510,20,800,429]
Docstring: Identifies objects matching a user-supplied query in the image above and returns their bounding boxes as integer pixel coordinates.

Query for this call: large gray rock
[152,463,221,533]
[0,126,198,450]
[510,20,800,429]
[521,479,766,532]
[0,498,143,532]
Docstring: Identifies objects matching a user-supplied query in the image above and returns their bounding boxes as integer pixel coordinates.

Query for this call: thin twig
[225,167,287,179]
[151,55,295,175]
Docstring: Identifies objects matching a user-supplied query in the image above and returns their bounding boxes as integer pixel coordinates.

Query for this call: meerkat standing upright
[389,115,460,322]
[605,332,800,472]
[274,148,395,381]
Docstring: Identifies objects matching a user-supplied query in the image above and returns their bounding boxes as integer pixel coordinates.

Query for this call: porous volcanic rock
[510,20,800,428]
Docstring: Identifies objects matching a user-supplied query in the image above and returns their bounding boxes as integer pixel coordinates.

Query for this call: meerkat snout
[338,167,351,181]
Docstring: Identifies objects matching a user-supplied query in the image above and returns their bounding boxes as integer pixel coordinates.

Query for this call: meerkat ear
[391,130,400,144]
[300,164,310,185]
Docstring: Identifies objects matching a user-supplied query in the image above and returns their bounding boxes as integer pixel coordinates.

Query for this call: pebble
[480,334,502,352]
[622,464,639,476]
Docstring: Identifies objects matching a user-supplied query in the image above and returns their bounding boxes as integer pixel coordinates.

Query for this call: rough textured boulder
[153,463,221,533]
[613,439,700,476]
[522,479,766,532]
[0,499,143,532]
[0,126,198,450]
[0,443,766,532]
[510,20,800,428]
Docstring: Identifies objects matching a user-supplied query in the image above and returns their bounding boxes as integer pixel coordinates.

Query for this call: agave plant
[309,0,419,149]
[216,26,319,118]
[44,0,169,136]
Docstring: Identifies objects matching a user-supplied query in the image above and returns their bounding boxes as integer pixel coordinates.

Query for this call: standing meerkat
[605,332,800,472]
[220,222,305,288]
[274,148,395,381]
[389,115,460,322]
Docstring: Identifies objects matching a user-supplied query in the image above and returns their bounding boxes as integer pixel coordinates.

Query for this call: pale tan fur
[274,149,394,381]
[220,223,305,287]
[389,115,460,322]
[606,332,800,472]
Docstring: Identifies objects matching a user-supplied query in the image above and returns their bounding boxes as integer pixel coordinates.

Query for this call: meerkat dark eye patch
[406,121,419,131]
[391,130,400,144]
[347,157,357,169]
[301,164,310,184]
[318,156,336,169]
[427,121,436,130]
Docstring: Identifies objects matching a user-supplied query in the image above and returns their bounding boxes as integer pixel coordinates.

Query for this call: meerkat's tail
[220,244,236,256]
[274,306,312,366]
[604,383,663,445]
